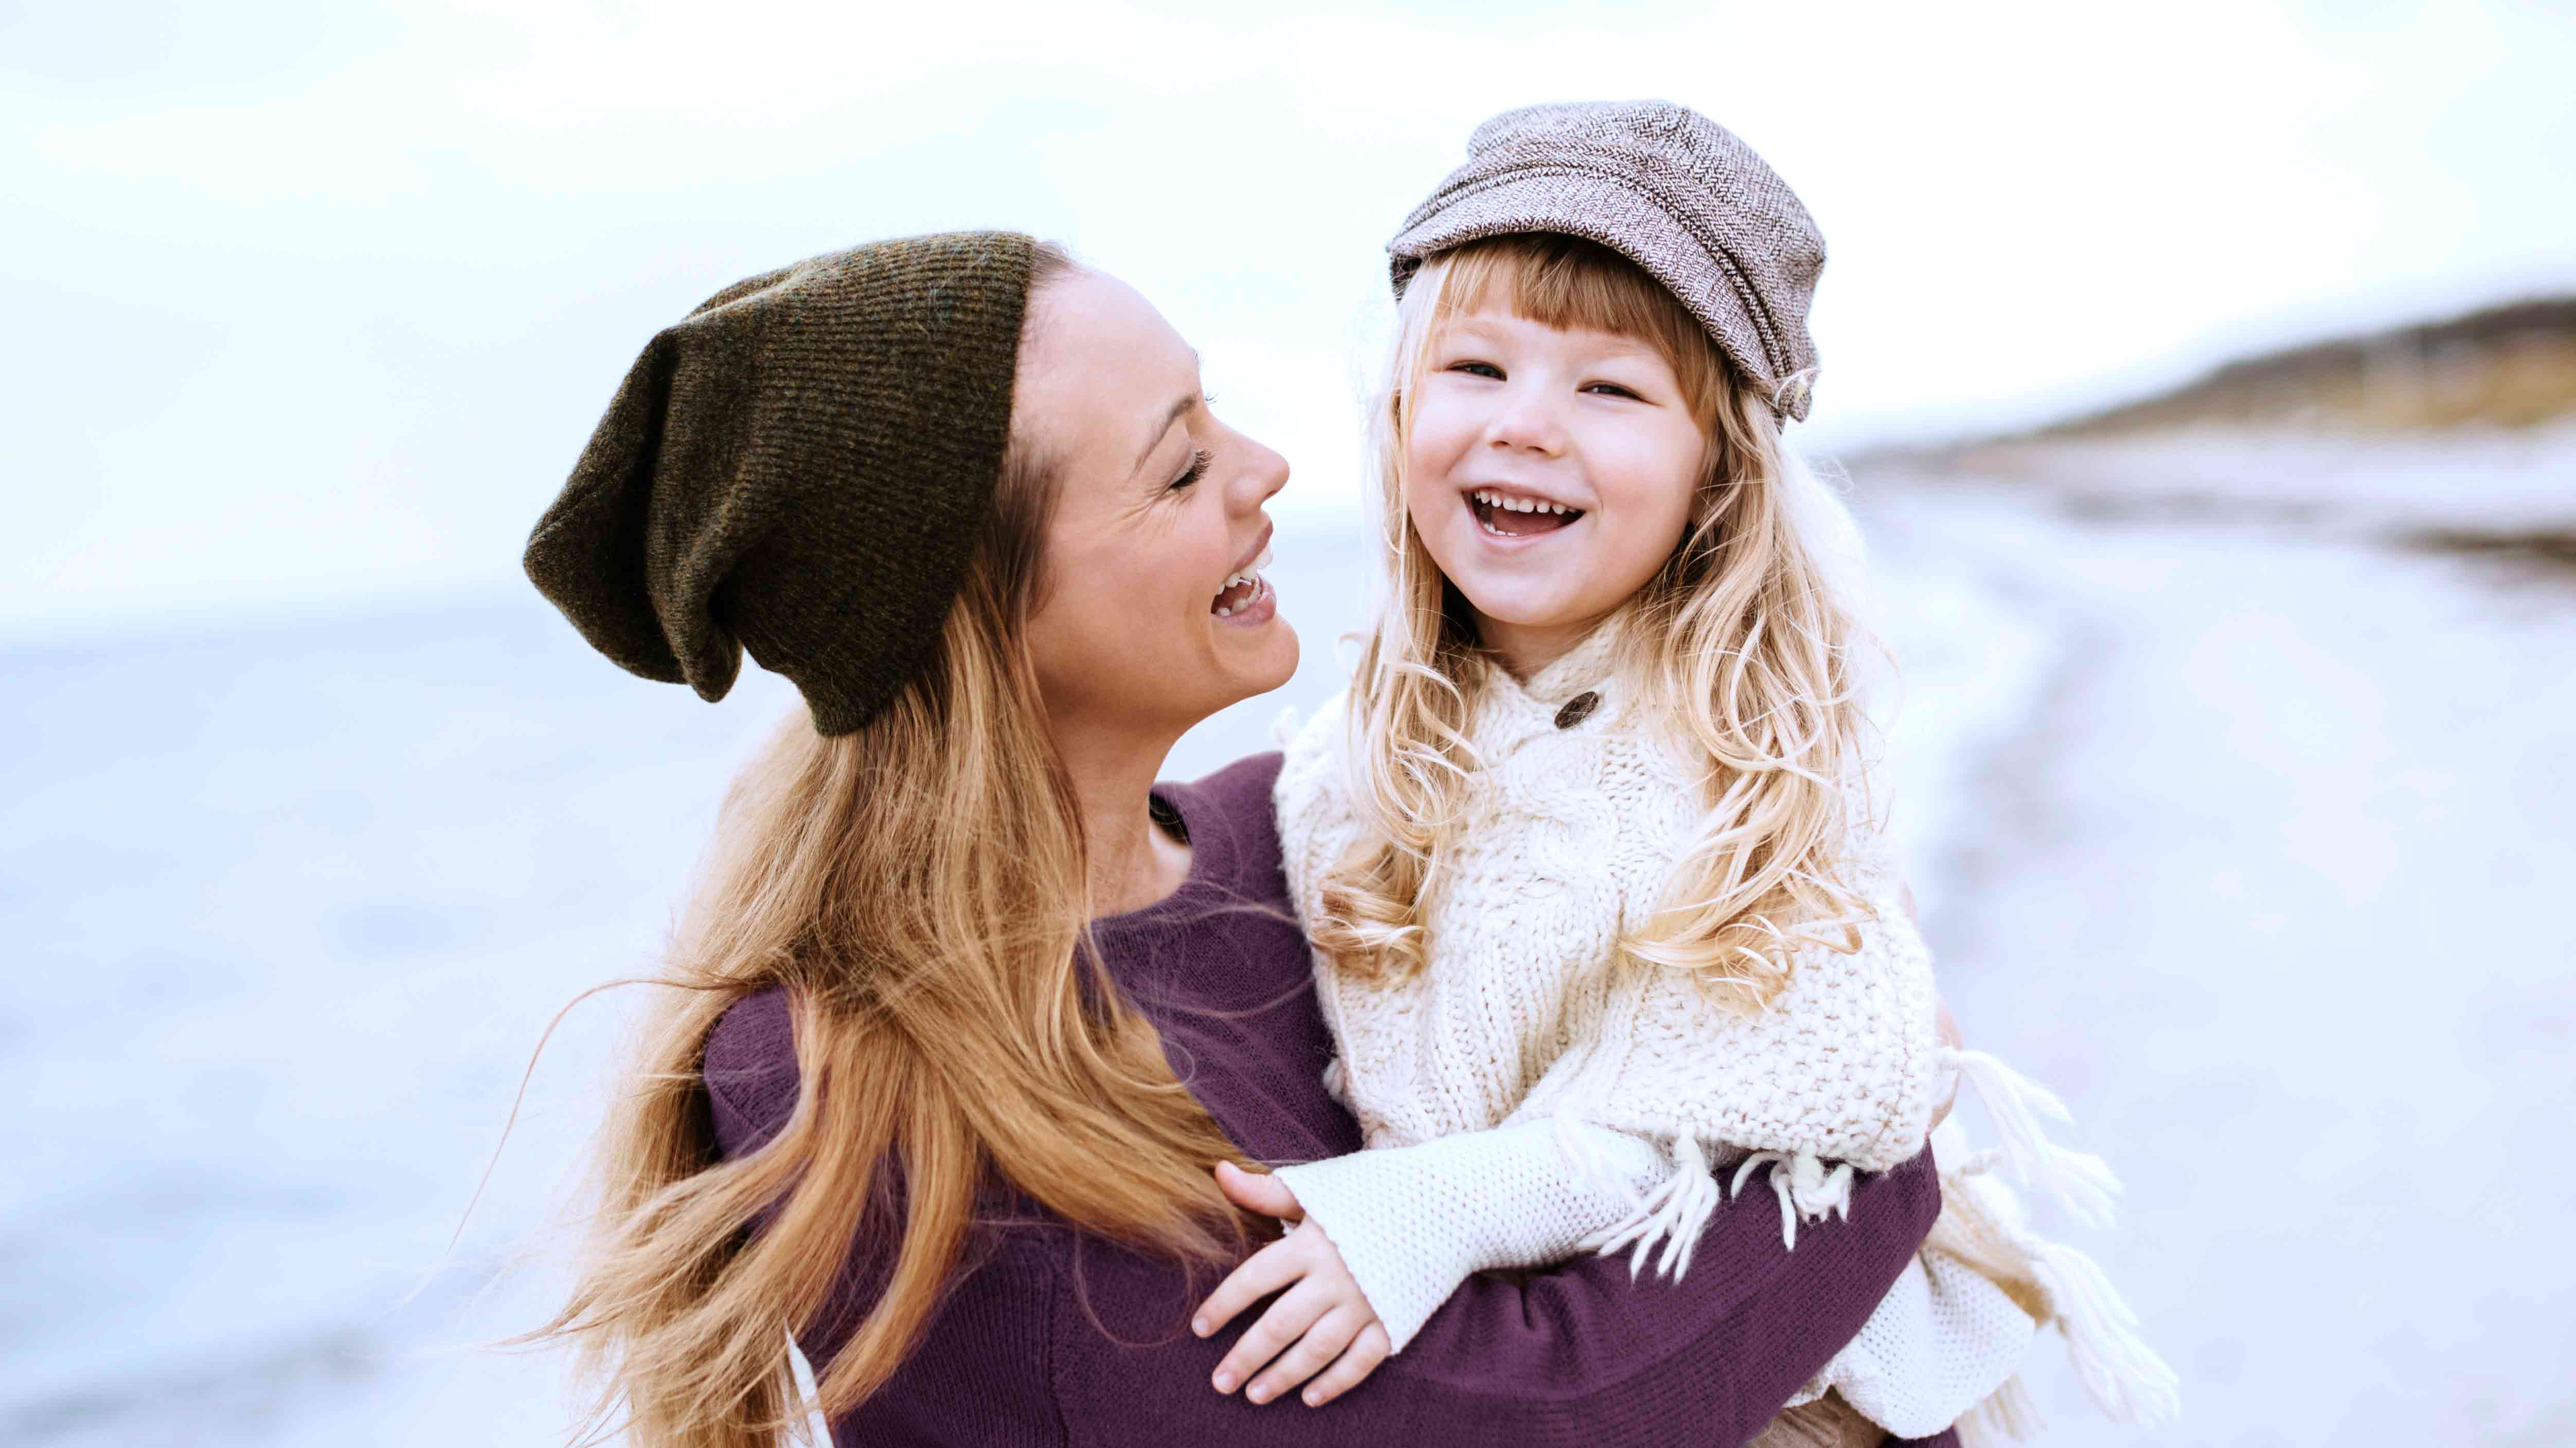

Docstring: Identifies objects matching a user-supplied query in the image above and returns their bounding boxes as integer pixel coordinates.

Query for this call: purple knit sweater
[704,752,1955,1447]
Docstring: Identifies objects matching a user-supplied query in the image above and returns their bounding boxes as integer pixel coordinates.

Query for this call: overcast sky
[8,0,2574,643]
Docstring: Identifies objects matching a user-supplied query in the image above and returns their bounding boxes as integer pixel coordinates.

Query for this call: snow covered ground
[4,428,2569,1444]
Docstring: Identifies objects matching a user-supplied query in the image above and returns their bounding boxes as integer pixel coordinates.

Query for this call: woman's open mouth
[1212,547,1275,620]
[1468,488,1585,538]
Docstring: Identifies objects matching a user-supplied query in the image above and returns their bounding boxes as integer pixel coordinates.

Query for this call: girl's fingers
[1192,1238,1303,1338]
[1300,1320,1392,1407]
[1244,1306,1365,1405]
[1211,1278,1334,1395]
[1213,1161,1305,1221]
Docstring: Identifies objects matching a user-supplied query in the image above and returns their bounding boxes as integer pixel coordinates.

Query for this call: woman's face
[1017,269,1296,744]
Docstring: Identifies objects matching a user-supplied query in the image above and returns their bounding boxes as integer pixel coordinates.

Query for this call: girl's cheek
[1404,435,1447,501]
[1409,395,1472,475]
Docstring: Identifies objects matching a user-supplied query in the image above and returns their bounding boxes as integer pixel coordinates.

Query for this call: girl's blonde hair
[525,245,1251,1448]
[1315,232,1881,1008]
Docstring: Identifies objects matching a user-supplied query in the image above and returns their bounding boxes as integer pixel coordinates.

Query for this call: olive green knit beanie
[525,230,1039,735]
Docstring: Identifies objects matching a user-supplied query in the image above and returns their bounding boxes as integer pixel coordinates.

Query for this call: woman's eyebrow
[1129,353,1205,477]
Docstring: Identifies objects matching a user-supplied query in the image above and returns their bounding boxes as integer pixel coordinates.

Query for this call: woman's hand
[1192,1161,1392,1407]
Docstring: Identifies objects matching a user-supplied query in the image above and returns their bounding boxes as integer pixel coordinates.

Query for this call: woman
[522,231,1947,1448]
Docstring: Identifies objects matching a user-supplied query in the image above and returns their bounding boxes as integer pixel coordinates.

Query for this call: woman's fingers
[1213,1160,1305,1221]
[1211,1278,1334,1396]
[1193,1236,1302,1340]
[1300,1320,1392,1407]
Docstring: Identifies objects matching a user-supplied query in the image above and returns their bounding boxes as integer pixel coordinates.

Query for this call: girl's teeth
[1473,489,1573,515]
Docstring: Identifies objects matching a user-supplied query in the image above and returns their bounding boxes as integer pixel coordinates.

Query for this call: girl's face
[1404,305,1707,668]
[1016,268,1297,744]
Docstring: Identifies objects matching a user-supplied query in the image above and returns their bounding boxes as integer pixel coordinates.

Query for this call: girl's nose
[1484,385,1568,456]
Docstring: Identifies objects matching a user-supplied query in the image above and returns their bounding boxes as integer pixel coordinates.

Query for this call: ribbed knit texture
[701,752,1959,1447]
[525,231,1035,735]
[1390,100,1829,421]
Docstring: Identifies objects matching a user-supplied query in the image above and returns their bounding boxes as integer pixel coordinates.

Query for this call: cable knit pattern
[1273,627,2179,1438]
[1276,626,1945,1173]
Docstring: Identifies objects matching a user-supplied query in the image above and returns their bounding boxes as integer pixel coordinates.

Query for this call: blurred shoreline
[10,289,2575,1443]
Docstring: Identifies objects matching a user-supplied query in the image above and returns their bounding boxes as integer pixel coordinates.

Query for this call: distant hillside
[2027,295,2576,438]
[1851,294,2576,567]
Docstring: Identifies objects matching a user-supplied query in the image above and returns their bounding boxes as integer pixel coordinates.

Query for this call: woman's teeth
[1212,546,1274,617]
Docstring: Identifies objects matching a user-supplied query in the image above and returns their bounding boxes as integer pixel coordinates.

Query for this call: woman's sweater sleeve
[1047,1147,1949,1448]
[1271,1118,1675,1350]
[706,989,1953,1446]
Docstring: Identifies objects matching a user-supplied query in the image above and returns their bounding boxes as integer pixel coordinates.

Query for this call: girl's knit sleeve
[1270,1116,1674,1350]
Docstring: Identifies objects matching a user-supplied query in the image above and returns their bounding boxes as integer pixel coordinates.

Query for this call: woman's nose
[1232,434,1290,510]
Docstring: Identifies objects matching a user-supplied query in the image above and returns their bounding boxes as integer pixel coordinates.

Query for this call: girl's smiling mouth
[1466,486,1586,538]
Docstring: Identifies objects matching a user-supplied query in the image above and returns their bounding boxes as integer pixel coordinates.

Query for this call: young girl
[1192,103,2180,1441]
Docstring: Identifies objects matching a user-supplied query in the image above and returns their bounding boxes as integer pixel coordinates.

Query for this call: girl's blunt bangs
[1425,234,1731,428]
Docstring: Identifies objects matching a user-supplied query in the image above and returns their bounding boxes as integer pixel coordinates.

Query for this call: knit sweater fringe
[1569,1095,2182,1433]
[1273,640,2180,1435]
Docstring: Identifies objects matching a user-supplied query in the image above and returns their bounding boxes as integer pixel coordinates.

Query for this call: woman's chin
[1208,610,1299,696]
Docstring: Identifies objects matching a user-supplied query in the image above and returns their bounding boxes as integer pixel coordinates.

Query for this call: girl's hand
[1193,1161,1392,1407]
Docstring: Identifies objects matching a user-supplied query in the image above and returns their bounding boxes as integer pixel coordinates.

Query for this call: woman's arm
[1046,1146,1945,1447]
[709,988,1947,1445]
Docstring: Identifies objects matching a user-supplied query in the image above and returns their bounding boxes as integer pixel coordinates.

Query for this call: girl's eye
[1169,447,1214,492]
[1447,361,1503,380]
[1584,382,1643,400]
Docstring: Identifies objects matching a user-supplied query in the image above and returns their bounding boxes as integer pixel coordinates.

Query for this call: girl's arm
[1227,992,1965,1362]
[1245,1116,1669,1351]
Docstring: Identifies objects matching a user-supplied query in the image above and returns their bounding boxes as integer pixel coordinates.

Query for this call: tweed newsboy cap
[525,231,1038,735]
[1389,100,1827,421]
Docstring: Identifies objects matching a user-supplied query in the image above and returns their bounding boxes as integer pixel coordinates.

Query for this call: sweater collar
[1468,616,1634,755]
[1513,619,1627,707]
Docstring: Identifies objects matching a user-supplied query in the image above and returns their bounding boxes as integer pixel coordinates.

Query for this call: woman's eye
[1169,447,1213,492]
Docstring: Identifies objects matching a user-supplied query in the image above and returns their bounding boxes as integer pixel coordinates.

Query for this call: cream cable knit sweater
[1269,627,2180,1438]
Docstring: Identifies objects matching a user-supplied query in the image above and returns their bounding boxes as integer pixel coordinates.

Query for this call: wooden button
[1553,691,1600,730]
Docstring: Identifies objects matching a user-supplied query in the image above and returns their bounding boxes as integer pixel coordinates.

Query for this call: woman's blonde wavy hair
[1314,232,1883,1009]
[522,245,1251,1448]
